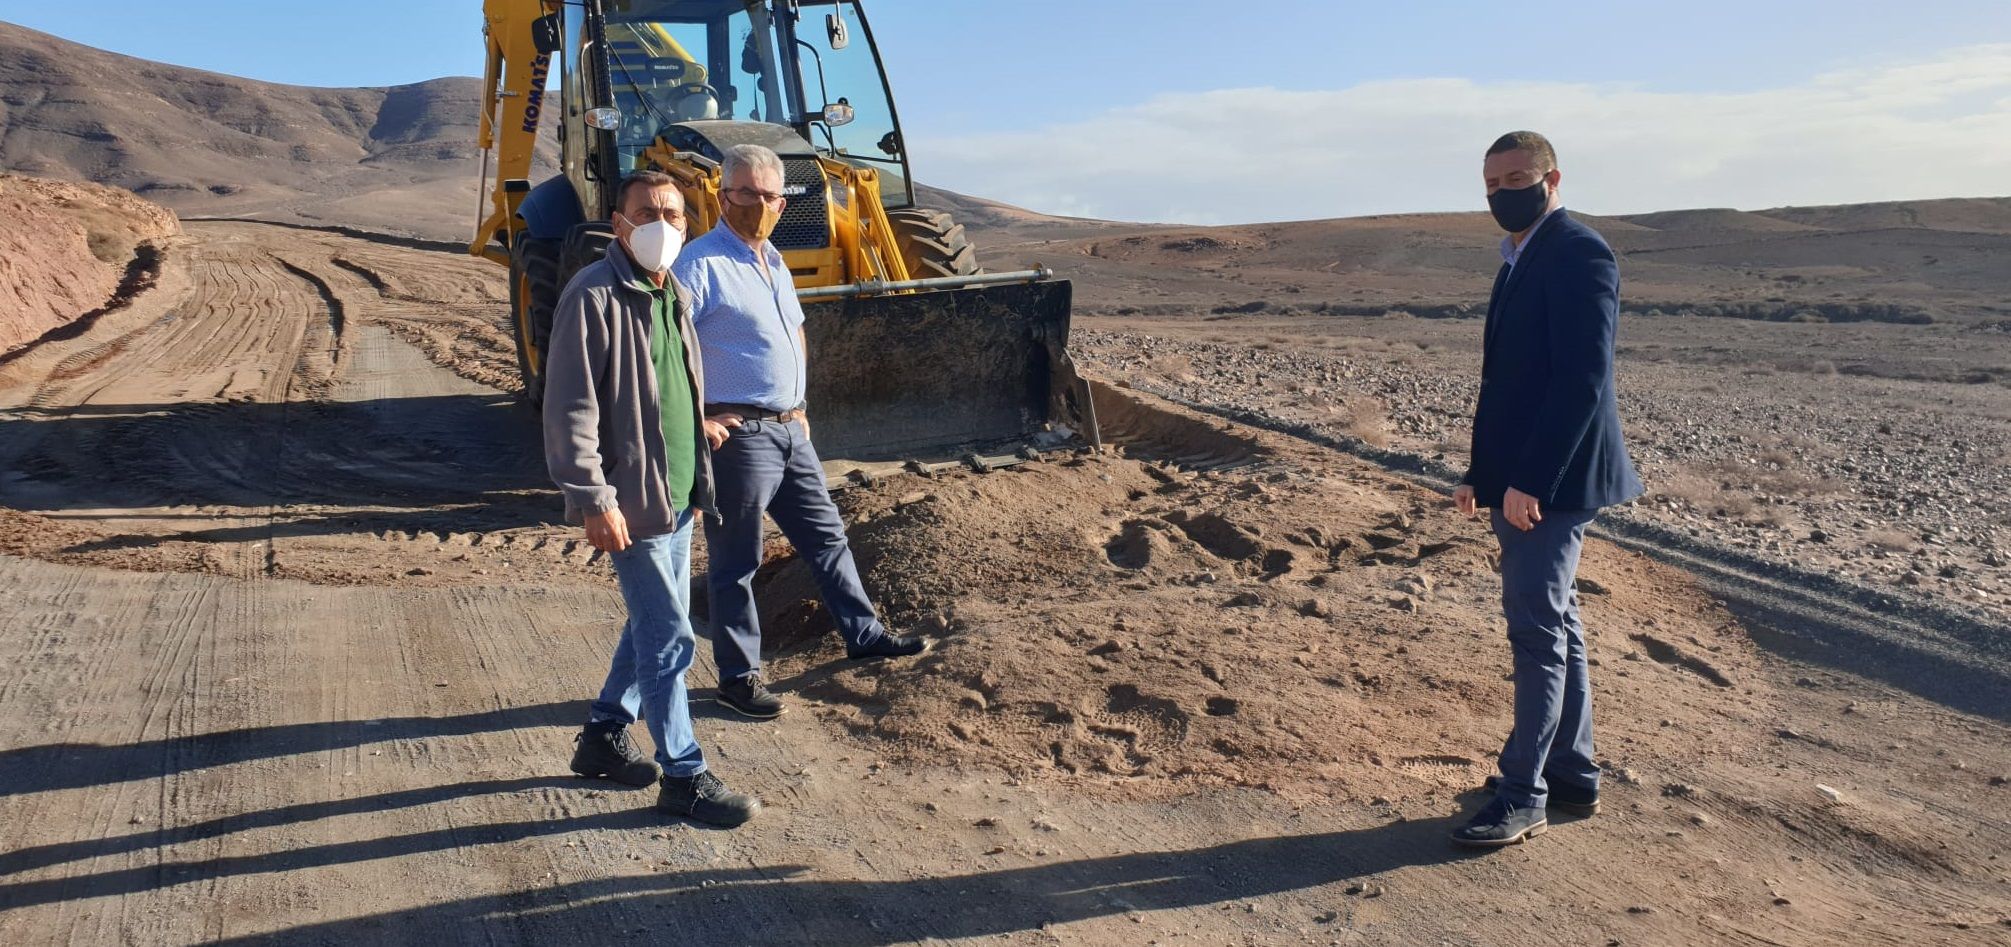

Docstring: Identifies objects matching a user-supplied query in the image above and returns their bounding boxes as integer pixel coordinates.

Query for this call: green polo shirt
[635,278,697,511]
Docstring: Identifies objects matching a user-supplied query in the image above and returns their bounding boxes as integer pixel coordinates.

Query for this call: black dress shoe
[1452,795,1548,848]
[1482,774,1601,816]
[716,675,785,719]
[847,634,929,661]
[657,771,760,827]
[568,721,661,787]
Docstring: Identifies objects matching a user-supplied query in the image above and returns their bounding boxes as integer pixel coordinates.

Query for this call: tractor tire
[886,207,980,279]
[508,235,563,410]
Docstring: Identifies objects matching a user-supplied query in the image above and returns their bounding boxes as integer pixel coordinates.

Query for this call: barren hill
[0,20,553,240]
[979,199,2011,327]
[1750,196,2011,235]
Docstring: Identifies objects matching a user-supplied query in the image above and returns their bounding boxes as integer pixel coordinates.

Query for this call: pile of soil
[760,387,1765,804]
[0,506,231,576]
[0,173,178,354]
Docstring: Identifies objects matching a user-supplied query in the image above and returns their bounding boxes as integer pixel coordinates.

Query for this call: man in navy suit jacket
[1450,131,1644,848]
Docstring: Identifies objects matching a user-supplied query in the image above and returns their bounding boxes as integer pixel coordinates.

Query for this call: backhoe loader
[470,0,1085,465]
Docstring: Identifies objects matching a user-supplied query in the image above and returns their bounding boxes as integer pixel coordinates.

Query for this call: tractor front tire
[508,235,562,410]
[886,207,979,279]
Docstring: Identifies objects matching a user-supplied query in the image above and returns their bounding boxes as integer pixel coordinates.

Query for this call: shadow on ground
[0,701,575,797]
[0,776,604,879]
[0,393,553,541]
[48,815,1475,944]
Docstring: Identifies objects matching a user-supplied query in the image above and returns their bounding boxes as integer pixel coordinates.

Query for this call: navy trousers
[703,416,888,682]
[1490,507,1600,809]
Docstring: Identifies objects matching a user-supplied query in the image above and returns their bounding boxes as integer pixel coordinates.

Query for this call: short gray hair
[721,143,785,188]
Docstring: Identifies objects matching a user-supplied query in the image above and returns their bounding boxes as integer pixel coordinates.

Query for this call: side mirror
[531,13,561,55]
[823,98,855,127]
[826,13,850,50]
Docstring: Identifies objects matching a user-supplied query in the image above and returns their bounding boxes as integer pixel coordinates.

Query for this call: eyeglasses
[724,186,787,206]
[618,207,687,226]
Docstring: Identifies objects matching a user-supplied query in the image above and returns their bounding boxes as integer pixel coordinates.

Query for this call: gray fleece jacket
[542,243,718,537]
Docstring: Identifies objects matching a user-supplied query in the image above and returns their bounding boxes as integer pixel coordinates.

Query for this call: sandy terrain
[0,217,2005,945]
[1,23,2008,946]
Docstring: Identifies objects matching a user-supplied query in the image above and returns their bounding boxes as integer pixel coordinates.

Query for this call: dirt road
[1,222,2006,944]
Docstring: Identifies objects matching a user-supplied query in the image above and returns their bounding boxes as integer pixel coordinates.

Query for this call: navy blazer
[1463,210,1643,511]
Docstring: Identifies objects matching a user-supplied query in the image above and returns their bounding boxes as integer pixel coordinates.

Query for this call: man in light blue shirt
[676,207,808,414]
[674,143,926,719]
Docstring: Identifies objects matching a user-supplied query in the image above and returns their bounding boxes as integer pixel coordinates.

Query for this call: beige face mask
[723,194,783,242]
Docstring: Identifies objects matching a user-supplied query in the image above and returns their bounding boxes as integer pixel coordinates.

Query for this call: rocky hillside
[0,173,178,355]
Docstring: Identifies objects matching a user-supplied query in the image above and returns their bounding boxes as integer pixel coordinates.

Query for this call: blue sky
[4,1,2009,221]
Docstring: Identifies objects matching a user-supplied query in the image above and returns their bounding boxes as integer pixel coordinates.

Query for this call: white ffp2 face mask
[623,219,685,274]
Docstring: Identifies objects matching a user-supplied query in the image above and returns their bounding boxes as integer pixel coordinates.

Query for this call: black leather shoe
[1483,774,1601,816]
[846,634,929,661]
[658,771,761,827]
[1452,795,1548,848]
[716,675,785,719]
[569,721,660,787]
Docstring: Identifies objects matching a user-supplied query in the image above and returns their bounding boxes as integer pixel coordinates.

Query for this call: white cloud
[917,44,2011,224]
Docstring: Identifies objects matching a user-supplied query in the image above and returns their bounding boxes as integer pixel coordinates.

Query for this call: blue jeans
[703,417,888,683]
[1491,507,1599,809]
[588,510,706,778]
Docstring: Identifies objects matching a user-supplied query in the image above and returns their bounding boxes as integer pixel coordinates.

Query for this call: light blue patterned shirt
[672,225,808,412]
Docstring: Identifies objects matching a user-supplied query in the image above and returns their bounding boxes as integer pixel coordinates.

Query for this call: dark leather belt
[706,402,805,423]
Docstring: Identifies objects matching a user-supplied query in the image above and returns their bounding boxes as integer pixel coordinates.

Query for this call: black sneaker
[657,771,761,827]
[569,721,660,787]
[717,675,785,719]
[846,633,929,661]
[1451,795,1548,848]
[1482,774,1601,817]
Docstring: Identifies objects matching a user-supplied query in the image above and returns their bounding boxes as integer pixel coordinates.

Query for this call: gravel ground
[1074,316,2011,627]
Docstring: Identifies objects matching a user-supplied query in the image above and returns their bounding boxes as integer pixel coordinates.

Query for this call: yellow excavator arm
[471,0,559,265]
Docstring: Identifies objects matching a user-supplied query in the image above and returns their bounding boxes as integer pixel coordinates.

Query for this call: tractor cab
[560,0,913,218]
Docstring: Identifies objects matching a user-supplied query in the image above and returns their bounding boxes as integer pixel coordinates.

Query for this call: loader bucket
[801,279,1076,462]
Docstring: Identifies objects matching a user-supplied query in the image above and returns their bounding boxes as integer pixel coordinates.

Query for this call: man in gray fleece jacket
[543,170,758,828]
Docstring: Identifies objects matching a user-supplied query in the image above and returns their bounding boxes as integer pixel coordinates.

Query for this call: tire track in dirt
[0,221,575,586]
[325,251,522,396]
[0,222,612,588]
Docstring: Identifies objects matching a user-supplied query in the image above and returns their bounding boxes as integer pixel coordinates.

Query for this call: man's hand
[703,412,743,451]
[584,508,632,552]
[1452,484,1477,518]
[798,411,810,441]
[1502,486,1543,532]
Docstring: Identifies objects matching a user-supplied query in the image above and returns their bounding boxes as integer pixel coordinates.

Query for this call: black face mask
[1488,179,1550,233]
